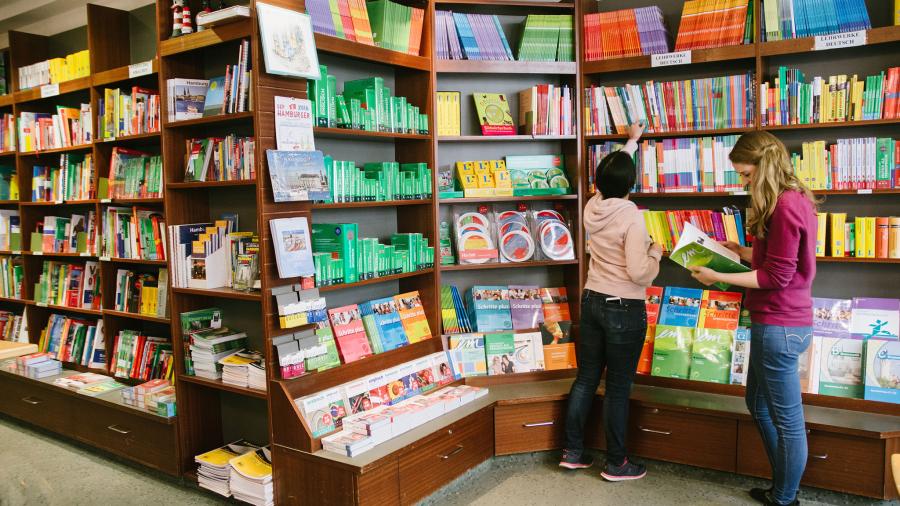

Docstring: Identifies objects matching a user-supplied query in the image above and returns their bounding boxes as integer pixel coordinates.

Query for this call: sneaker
[749,487,771,503]
[600,458,647,482]
[558,449,593,470]
[763,491,799,506]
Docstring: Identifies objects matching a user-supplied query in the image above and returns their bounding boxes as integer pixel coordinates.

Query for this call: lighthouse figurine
[170,0,183,38]
[181,3,194,35]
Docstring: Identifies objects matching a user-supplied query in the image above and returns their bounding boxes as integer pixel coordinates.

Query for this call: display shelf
[435,60,576,74]
[18,144,94,156]
[13,76,92,102]
[20,199,99,206]
[439,134,577,142]
[0,199,20,205]
[0,150,16,157]
[440,194,578,204]
[34,303,103,317]
[629,189,900,198]
[165,180,256,189]
[26,251,97,259]
[158,20,251,56]
[95,132,161,144]
[171,286,261,301]
[318,268,435,293]
[105,197,165,205]
[583,44,755,74]
[102,309,170,324]
[585,127,753,141]
[163,111,254,129]
[178,374,267,399]
[763,118,900,132]
[435,0,575,7]
[0,296,32,305]
[91,58,159,87]
[759,25,900,57]
[313,127,431,141]
[441,259,579,271]
[102,257,168,266]
[0,94,13,107]
[313,33,430,71]
[816,257,900,265]
[310,199,432,209]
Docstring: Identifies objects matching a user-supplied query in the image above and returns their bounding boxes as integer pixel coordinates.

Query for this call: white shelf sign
[129,60,153,78]
[40,83,60,98]
[651,51,692,68]
[814,30,866,51]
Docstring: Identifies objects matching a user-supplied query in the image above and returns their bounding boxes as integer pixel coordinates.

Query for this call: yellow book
[835,75,847,120]
[865,217,876,259]
[723,214,739,244]
[229,448,272,480]
[815,213,827,257]
[830,213,846,257]
[889,216,900,259]
[280,312,310,329]
[854,217,866,258]
[815,140,827,190]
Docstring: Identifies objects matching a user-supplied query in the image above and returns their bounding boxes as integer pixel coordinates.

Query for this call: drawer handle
[523,421,554,428]
[107,424,131,435]
[21,396,42,405]
[639,426,671,436]
[440,445,464,460]
[810,453,828,460]
[648,408,659,414]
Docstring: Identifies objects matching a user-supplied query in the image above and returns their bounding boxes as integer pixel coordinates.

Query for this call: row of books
[435,11,513,61]
[518,15,575,62]
[178,307,246,380]
[791,137,899,191]
[111,329,173,381]
[0,256,24,300]
[38,314,104,367]
[17,106,92,151]
[195,441,272,503]
[584,73,755,135]
[0,210,20,251]
[30,154,94,203]
[674,0,753,51]
[107,148,163,199]
[34,260,100,310]
[309,68,429,135]
[519,85,576,137]
[588,136,745,194]
[762,0,871,41]
[34,212,98,255]
[643,207,747,253]
[113,267,169,318]
[294,351,458,439]
[367,0,425,55]
[584,7,669,60]
[100,207,166,261]
[120,378,176,417]
[0,166,17,200]
[18,49,90,89]
[0,309,26,342]
[306,0,374,45]
[435,92,462,137]
[184,135,256,182]
[166,40,251,123]
[820,214,900,259]
[760,66,900,126]
[167,217,246,291]
[98,86,161,140]
[322,158,432,204]
[1,114,14,152]
[219,351,266,390]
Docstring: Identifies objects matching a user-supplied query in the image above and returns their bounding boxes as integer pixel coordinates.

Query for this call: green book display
[651,325,695,379]
[323,158,433,203]
[689,328,734,384]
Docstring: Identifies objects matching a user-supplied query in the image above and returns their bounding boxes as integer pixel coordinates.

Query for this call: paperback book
[651,325,695,379]
[668,222,750,290]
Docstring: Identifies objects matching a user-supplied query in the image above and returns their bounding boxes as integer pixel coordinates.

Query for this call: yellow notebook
[229,448,272,480]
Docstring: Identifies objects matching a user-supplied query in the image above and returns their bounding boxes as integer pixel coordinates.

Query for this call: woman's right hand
[721,241,752,262]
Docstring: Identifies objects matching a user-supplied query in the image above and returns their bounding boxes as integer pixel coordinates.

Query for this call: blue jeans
[746,323,812,505]
[564,290,646,465]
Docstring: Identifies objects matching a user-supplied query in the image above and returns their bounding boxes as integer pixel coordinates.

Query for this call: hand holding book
[668,222,750,290]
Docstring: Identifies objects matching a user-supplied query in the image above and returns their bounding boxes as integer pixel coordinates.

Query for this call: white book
[268,217,314,279]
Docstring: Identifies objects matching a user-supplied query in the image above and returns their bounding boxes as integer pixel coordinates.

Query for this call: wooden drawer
[73,402,178,475]
[398,408,493,505]
[737,420,887,499]
[495,401,565,455]
[0,376,74,433]
[628,405,737,472]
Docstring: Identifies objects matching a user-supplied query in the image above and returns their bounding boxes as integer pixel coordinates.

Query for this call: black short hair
[595,151,636,199]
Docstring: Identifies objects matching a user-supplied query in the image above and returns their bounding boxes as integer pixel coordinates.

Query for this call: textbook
[651,325,695,379]
[266,150,329,202]
[637,325,655,375]
[689,328,734,384]
[584,7,670,60]
[466,286,513,332]
[484,332,515,375]
[508,285,543,330]
[668,222,750,290]
[864,338,900,404]
[849,298,900,340]
[359,297,409,352]
[447,333,487,377]
[472,93,515,136]
[730,327,751,386]
[658,286,704,327]
[328,305,372,364]
[393,291,431,343]
[698,291,743,330]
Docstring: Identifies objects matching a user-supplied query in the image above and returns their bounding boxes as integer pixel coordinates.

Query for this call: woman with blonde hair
[690,131,817,506]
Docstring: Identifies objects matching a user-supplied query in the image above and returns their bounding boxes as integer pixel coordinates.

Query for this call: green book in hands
[668,222,749,290]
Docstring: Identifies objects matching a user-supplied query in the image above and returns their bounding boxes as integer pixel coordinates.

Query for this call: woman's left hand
[689,266,719,286]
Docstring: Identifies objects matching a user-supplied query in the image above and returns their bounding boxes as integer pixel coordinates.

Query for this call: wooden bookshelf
[318,268,436,293]
[165,179,257,189]
[91,58,159,87]
[179,374,268,399]
[435,60,577,74]
[435,0,575,8]
[440,259,580,271]
[313,33,430,71]
[440,194,578,203]
[312,127,431,141]
[586,126,754,141]
[759,25,900,57]
[162,111,254,129]
[13,76,92,102]
[439,134,577,142]
[310,199,432,209]
[18,144,94,156]
[158,20,252,56]
[582,43,755,74]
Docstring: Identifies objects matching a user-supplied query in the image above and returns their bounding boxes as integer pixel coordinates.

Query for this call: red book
[876,217,889,259]
[645,286,663,325]
[336,0,356,42]
[698,290,742,330]
[66,265,84,307]
[328,305,373,363]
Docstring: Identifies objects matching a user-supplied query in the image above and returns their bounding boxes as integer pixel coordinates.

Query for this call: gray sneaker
[600,458,647,481]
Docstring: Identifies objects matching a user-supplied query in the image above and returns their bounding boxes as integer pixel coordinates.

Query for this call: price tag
[814,30,866,51]
[100,256,111,262]
[651,50,692,68]
[129,60,153,78]
[33,251,43,256]
[40,83,60,98]
[55,199,63,205]
[36,302,48,307]
[11,251,21,255]
[80,252,90,257]
[857,188,873,194]
[731,190,748,196]
[101,198,111,203]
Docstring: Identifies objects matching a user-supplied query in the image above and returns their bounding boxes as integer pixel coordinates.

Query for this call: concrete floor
[0,415,894,506]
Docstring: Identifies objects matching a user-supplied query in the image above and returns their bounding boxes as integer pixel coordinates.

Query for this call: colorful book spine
[674,0,750,50]
[584,7,670,60]
[762,0,871,41]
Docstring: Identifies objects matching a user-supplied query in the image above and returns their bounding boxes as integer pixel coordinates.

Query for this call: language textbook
[393,291,431,343]
[466,286,513,332]
[328,305,372,364]
[508,285,544,330]
[448,333,487,377]
[865,339,900,404]
[359,297,409,353]
[266,150,329,202]
[651,325,695,379]
[472,93,515,136]
[689,328,734,384]
[813,298,860,398]
[658,286,704,328]
[730,327,751,386]
[698,291,742,330]
[668,222,750,290]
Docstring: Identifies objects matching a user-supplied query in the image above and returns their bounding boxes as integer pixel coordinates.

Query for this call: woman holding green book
[689,131,818,506]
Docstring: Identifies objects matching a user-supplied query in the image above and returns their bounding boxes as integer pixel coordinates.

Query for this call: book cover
[651,325,694,379]
[274,96,316,151]
[668,221,750,290]
[365,372,391,408]
[484,332,516,375]
[539,287,571,322]
[817,337,864,399]
[864,338,900,404]
[266,150,329,202]
[658,286,704,327]
[515,330,544,372]
[729,327,751,385]
[689,328,734,384]
[466,286,512,332]
[359,297,409,352]
[447,333,487,377]
[203,77,226,116]
[305,326,341,372]
[328,305,372,363]
[812,298,852,338]
[269,217,315,279]
[798,335,821,394]
[299,389,339,437]
[472,93,515,135]
[169,79,208,121]
[698,290,742,330]
[344,377,374,414]
[431,351,457,384]
[508,285,543,330]
[849,297,900,340]
[393,291,431,343]
[637,324,655,375]
[645,286,663,325]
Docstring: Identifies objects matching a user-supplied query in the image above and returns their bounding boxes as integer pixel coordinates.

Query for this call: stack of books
[219,350,264,390]
[112,267,169,318]
[435,11,513,61]
[322,159,432,204]
[820,213,900,259]
[517,15,574,62]
[183,135,255,182]
[30,154,94,202]
[518,84,576,137]
[1,113,15,151]
[98,86,161,140]
[17,49,90,89]
[17,106,92,151]
[762,0,871,41]
[107,148,164,199]
[38,314,105,368]
[17,353,63,379]
[0,309,26,341]
[584,7,670,60]
[674,0,752,50]
[34,212,98,255]
[367,0,425,56]
[121,378,176,416]
[228,447,273,506]
[195,440,261,497]
[790,137,899,191]
[305,0,375,45]
[100,206,166,260]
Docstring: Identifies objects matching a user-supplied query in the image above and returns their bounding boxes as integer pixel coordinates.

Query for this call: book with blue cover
[266,150,330,202]
[658,286,704,327]
[466,286,512,332]
[359,297,409,353]
[447,333,487,377]
[203,77,226,116]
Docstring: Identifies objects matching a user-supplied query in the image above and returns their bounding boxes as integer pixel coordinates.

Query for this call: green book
[326,75,337,128]
[314,65,329,127]
[484,332,515,376]
[651,325,694,379]
[668,222,750,290]
[311,223,359,284]
[306,326,340,372]
[343,77,384,131]
[689,328,734,384]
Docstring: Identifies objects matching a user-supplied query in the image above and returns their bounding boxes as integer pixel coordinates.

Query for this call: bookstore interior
[0,0,898,504]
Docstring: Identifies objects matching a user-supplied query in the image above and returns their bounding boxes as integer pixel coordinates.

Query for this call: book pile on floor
[229,447,274,506]
[195,439,260,497]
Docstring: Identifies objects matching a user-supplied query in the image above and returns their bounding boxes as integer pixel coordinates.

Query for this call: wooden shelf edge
[313,126,431,141]
[583,44,755,74]
[314,33,430,71]
[178,374,267,399]
[163,111,254,129]
[435,59,576,74]
[172,286,262,301]
[103,309,170,324]
[318,268,435,293]
[91,58,160,87]
[166,180,256,189]
[760,25,900,57]
[13,76,92,102]
[439,134,576,142]
[159,21,251,56]
[440,259,579,271]
[440,194,577,204]
[18,144,94,156]
[311,199,432,209]
[586,127,753,141]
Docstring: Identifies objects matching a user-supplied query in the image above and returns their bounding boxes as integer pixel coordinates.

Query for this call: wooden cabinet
[737,420,891,499]
[0,376,75,433]
[495,401,565,455]
[398,408,494,505]
[628,405,738,472]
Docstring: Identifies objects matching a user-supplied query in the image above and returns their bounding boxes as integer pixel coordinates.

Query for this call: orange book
[539,288,571,323]
[637,325,655,375]
[543,343,577,371]
[698,290,742,330]
[875,217,889,258]
[889,217,900,259]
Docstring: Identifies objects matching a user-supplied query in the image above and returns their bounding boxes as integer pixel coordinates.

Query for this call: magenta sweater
[745,190,817,326]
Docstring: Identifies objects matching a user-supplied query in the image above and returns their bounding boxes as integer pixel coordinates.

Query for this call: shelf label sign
[814,30,866,50]
[857,188,873,194]
[651,51,692,67]
[40,83,60,98]
[129,60,153,78]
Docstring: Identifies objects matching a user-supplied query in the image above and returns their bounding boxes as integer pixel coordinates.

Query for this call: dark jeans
[564,289,646,465]
[746,323,812,505]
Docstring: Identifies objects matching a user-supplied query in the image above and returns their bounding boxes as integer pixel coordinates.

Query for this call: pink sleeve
[756,196,803,289]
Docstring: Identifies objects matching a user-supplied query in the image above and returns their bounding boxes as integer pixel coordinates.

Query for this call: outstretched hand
[626,122,645,142]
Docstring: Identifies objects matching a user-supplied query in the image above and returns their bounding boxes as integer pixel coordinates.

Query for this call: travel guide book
[466,286,513,332]
[508,285,544,330]
[658,286,704,327]
[328,305,372,364]
[266,150,330,202]
[668,221,750,290]
[472,93,515,135]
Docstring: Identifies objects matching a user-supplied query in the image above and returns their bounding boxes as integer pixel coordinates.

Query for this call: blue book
[466,286,513,332]
[453,13,480,60]
[360,297,409,352]
[203,76,226,116]
[491,15,514,60]
[658,287,704,327]
[266,150,330,202]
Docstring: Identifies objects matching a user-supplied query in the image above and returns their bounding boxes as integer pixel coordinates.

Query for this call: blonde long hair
[728,131,817,239]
